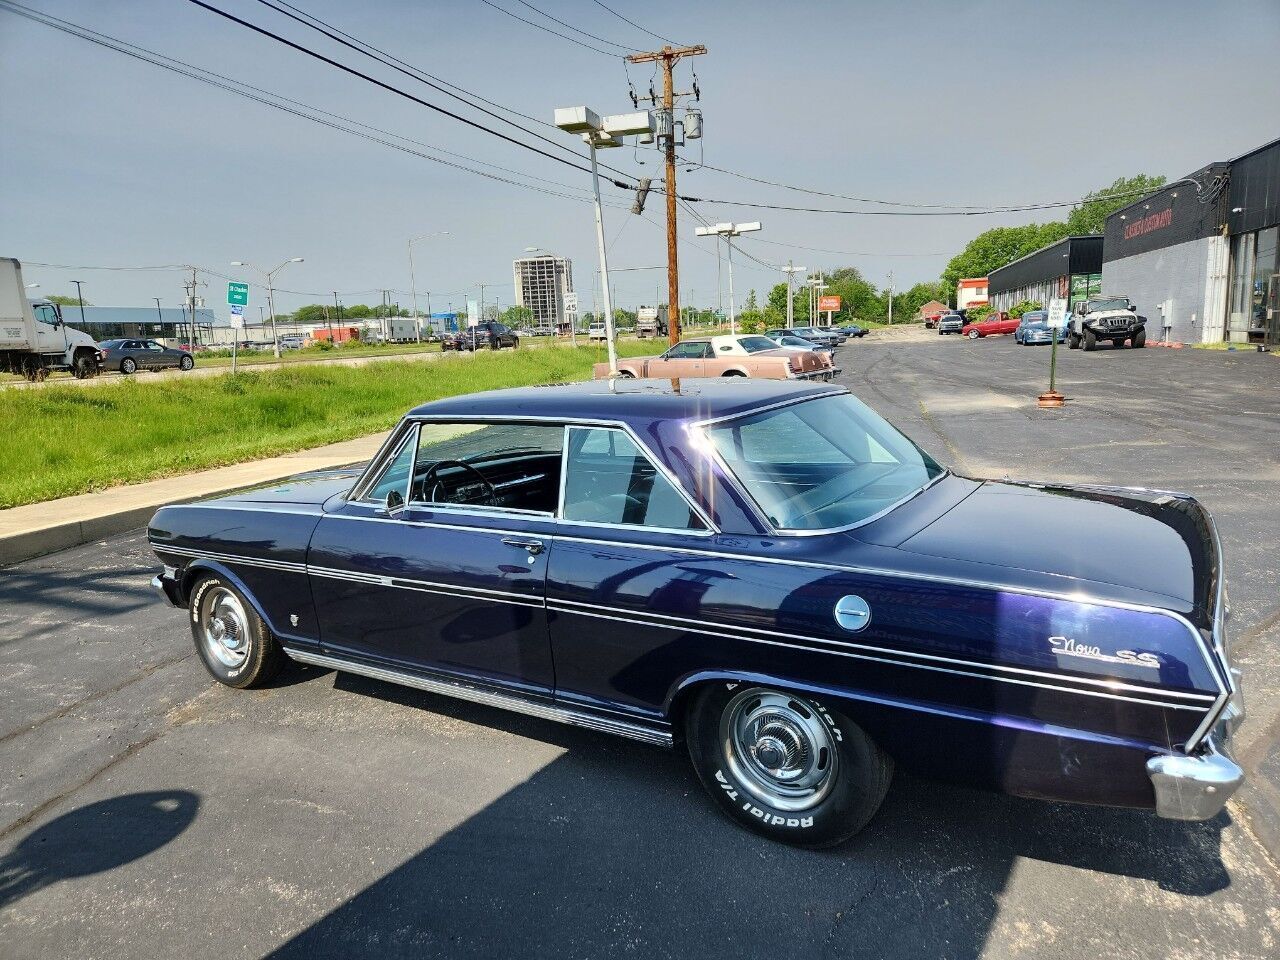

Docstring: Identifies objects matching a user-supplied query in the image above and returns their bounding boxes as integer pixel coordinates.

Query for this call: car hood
[212,466,364,506]
[883,480,1215,611]
[1085,309,1138,321]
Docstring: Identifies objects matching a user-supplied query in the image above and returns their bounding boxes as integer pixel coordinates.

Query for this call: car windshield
[1087,298,1130,312]
[737,336,779,353]
[703,394,945,531]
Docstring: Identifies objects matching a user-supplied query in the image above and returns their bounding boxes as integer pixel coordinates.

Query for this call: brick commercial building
[1101,137,1279,347]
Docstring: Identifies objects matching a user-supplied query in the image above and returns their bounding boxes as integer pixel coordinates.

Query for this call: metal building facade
[987,236,1104,311]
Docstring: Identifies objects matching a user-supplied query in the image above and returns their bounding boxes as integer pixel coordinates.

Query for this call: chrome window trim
[692,391,951,538]
[398,413,720,534]
[557,423,711,535]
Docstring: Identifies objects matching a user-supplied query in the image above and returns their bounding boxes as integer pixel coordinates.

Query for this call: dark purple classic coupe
[149,380,1244,847]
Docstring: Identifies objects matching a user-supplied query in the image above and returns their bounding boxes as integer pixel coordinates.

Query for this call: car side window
[32,304,59,326]
[409,421,564,513]
[561,426,706,531]
[146,341,164,350]
[365,427,418,505]
[666,341,707,360]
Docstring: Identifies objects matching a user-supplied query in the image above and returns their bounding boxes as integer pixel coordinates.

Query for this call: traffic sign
[1047,298,1068,329]
[227,282,249,306]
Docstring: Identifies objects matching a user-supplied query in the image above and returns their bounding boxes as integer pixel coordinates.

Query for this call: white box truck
[1,258,103,380]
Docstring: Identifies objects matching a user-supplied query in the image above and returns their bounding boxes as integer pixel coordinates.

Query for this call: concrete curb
[0,433,384,567]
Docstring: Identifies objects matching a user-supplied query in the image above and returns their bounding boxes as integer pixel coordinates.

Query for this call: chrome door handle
[501,537,544,556]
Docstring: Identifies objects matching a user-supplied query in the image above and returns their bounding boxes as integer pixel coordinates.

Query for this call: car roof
[408,378,843,425]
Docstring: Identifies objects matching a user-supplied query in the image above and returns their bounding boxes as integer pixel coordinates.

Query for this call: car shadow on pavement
[0,790,199,910]
[264,672,1230,960]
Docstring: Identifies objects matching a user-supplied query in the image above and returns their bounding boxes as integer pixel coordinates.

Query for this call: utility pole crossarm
[624,44,708,64]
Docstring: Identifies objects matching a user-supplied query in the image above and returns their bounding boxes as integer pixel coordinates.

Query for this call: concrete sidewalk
[0,433,383,566]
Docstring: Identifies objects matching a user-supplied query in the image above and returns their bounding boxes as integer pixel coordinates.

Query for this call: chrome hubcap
[202,588,249,669]
[721,688,837,812]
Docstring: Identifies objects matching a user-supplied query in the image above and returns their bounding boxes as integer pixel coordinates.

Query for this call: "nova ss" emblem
[1049,636,1160,669]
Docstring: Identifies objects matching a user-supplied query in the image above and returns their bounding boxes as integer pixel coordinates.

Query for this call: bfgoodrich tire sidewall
[686,683,891,848]
[189,575,269,688]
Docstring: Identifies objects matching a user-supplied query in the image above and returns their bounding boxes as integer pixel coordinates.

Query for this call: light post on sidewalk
[782,262,806,327]
[230,257,304,358]
[554,106,654,374]
[409,232,449,343]
[695,222,761,336]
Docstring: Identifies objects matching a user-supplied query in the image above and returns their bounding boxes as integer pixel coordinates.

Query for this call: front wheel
[72,354,98,379]
[189,575,284,688]
[1132,330,1146,348]
[967,329,980,339]
[686,684,892,848]
[121,357,137,374]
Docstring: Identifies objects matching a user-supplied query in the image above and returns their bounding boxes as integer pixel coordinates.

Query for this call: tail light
[789,356,803,373]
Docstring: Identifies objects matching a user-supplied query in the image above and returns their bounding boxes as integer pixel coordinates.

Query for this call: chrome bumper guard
[1147,729,1243,821]
[151,567,183,608]
[793,367,842,380]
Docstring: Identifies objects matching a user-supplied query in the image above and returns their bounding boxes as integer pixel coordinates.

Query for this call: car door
[307,418,563,692]
[31,303,66,355]
[649,341,709,377]
[546,424,718,719]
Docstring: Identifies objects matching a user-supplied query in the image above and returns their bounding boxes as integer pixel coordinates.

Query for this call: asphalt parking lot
[1,334,1278,959]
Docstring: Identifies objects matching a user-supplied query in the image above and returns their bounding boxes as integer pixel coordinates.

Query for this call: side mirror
[385,489,406,518]
[1128,305,1137,312]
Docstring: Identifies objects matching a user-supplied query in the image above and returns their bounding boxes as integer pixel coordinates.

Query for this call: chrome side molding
[282,647,673,748]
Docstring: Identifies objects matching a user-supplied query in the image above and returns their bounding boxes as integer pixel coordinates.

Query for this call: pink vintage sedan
[595,335,838,381]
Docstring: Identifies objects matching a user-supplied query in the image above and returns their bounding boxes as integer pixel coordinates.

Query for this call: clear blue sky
[2,0,1278,318]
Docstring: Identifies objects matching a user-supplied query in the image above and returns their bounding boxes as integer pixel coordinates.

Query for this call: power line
[506,0,637,52]
[681,158,1189,215]
[256,0,643,187]
[472,0,622,57]
[588,0,680,46]
[0,1,627,207]
[738,237,951,258]
[184,0,627,182]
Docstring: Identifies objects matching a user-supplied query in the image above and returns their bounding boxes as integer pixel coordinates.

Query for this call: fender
[177,557,309,646]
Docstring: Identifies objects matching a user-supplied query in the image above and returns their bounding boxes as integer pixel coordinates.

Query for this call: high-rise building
[513,253,573,331]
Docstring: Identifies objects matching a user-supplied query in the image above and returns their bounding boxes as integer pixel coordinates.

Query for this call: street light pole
[588,138,618,373]
[408,233,449,343]
[696,222,759,337]
[231,258,303,359]
[71,280,87,328]
[782,262,806,327]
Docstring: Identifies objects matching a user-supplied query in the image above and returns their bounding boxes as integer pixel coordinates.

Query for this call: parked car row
[441,321,521,351]
[597,334,840,381]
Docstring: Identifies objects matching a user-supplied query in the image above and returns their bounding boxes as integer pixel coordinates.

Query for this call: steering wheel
[418,459,497,507]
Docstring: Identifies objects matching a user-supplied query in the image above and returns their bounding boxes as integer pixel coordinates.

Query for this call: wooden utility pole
[626,44,707,346]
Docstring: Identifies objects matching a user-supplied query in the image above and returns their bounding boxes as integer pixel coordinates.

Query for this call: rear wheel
[721,370,747,377]
[179,354,194,370]
[685,683,892,848]
[72,352,98,379]
[189,575,284,689]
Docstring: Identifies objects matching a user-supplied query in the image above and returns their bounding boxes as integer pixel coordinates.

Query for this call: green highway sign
[227,282,249,306]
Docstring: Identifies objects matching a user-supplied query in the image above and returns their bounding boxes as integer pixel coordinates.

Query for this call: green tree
[46,294,90,306]
[1065,174,1167,235]
[1008,299,1043,319]
[941,222,1069,293]
[894,281,950,320]
[743,289,758,313]
[344,304,372,319]
[500,305,534,327]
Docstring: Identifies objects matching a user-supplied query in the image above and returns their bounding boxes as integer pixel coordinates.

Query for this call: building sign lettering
[1124,208,1173,241]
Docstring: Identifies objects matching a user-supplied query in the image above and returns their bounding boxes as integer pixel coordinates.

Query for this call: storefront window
[1228,233,1255,342]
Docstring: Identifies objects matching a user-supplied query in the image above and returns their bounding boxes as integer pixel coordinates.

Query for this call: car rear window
[704,394,945,531]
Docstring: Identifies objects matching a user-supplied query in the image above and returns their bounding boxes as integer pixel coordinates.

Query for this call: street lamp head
[289,258,304,263]
[230,261,245,266]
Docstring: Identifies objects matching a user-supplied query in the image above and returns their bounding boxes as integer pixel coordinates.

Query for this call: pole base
[1037,391,1066,408]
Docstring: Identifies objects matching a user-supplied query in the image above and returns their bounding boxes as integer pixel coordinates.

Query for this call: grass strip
[0,343,656,508]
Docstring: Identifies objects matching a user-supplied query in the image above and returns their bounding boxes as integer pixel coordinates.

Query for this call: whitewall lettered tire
[188,575,284,688]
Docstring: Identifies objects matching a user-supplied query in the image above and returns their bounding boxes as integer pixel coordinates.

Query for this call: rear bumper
[1147,730,1243,821]
[793,367,842,380]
